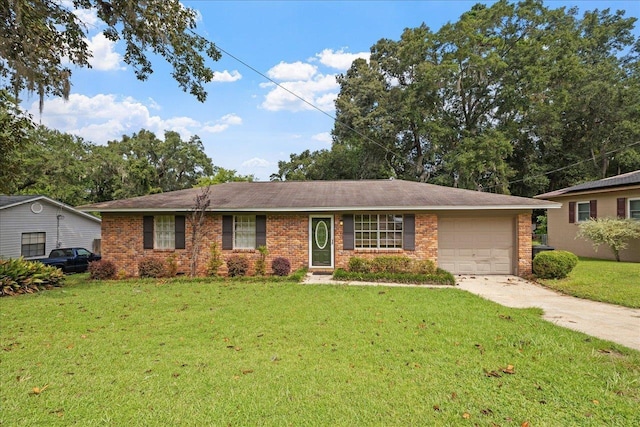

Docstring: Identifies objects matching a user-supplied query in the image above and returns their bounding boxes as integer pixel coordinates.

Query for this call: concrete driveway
[304,273,640,351]
[456,275,640,351]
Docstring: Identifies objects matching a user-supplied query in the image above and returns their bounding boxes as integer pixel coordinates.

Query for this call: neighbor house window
[155,215,175,249]
[21,232,46,257]
[234,215,256,249]
[354,214,403,249]
[576,202,591,222]
[630,199,640,220]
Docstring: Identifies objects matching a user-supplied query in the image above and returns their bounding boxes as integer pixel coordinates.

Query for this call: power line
[213,44,416,169]
[489,140,640,191]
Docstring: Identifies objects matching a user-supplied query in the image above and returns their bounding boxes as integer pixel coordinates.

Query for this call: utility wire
[214,44,416,169]
[487,140,640,191]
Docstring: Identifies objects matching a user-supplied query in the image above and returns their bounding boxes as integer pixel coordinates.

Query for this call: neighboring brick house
[535,170,640,262]
[79,180,559,277]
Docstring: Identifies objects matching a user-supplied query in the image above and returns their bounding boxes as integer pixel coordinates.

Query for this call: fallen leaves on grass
[31,384,49,395]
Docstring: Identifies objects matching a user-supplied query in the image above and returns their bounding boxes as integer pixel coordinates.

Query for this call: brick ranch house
[79,180,559,277]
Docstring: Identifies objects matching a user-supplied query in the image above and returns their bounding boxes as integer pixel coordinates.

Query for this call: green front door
[311,217,332,267]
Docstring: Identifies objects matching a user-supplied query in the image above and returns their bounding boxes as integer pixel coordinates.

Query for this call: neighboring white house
[0,195,101,259]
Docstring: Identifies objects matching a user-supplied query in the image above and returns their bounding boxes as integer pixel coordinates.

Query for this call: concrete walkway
[303,273,640,351]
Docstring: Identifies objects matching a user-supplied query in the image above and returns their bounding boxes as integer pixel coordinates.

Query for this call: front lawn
[538,258,640,308]
[1,277,639,425]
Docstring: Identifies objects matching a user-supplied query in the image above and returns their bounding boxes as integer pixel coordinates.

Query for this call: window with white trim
[355,214,403,249]
[234,215,256,249]
[576,201,591,222]
[630,199,640,220]
[155,216,175,249]
[21,232,46,257]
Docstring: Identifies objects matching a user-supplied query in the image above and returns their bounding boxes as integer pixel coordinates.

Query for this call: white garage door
[438,217,514,275]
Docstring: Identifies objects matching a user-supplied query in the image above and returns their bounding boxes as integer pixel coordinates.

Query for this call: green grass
[2,276,639,426]
[538,258,640,308]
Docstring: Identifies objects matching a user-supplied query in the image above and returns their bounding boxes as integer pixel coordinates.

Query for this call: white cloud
[312,132,332,144]
[261,74,338,112]
[29,94,239,144]
[212,70,242,82]
[86,33,125,71]
[315,48,370,70]
[202,113,243,133]
[267,61,318,81]
[260,49,367,112]
[241,157,271,168]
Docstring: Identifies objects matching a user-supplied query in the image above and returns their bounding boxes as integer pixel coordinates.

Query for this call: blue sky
[27,1,639,181]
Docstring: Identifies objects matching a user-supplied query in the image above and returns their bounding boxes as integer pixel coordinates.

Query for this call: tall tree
[107,130,214,199]
[281,0,639,196]
[1,0,221,107]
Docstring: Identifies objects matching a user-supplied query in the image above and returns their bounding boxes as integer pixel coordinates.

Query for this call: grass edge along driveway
[538,257,640,308]
[1,277,639,426]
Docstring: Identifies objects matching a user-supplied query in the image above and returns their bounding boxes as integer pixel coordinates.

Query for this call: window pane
[21,232,46,257]
[234,215,256,249]
[155,216,175,249]
[577,203,590,222]
[630,200,640,219]
[354,214,403,249]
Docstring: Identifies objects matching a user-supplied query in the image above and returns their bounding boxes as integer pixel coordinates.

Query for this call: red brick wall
[517,213,532,276]
[102,212,529,277]
[102,212,440,277]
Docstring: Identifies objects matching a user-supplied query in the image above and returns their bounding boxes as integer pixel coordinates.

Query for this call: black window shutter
[175,215,186,249]
[222,215,233,250]
[590,200,598,219]
[617,198,627,219]
[568,202,576,223]
[403,214,416,251]
[343,215,354,250]
[256,215,267,247]
[143,216,154,249]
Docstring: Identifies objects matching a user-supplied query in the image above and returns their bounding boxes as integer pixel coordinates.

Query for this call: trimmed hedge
[1,258,65,296]
[88,260,117,280]
[226,255,250,277]
[333,268,455,286]
[347,256,437,275]
[271,257,291,276]
[533,250,578,279]
[138,257,167,278]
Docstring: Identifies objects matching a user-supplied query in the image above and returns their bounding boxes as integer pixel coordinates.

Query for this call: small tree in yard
[188,185,211,276]
[577,218,640,262]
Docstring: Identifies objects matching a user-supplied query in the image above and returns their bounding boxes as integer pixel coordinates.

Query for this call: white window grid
[576,201,591,222]
[21,232,46,257]
[234,215,256,249]
[354,214,403,249]
[155,216,175,249]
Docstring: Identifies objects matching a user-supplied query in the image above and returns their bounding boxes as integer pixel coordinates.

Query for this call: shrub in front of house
[370,255,413,273]
[227,255,250,277]
[334,267,455,286]
[411,259,437,275]
[0,258,65,296]
[138,257,167,278]
[88,260,117,280]
[339,256,454,285]
[272,257,291,276]
[533,250,578,279]
[348,257,370,273]
[207,242,223,276]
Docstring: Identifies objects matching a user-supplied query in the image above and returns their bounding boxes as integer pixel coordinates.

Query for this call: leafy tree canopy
[275,0,640,196]
[1,0,221,107]
[196,167,255,186]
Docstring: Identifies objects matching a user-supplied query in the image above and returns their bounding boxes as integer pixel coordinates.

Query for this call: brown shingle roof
[535,170,640,199]
[79,180,559,212]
